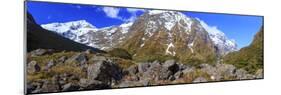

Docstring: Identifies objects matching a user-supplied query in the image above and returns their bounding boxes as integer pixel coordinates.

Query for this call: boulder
[182,66,195,75]
[27,61,41,74]
[44,59,56,71]
[58,56,67,63]
[66,53,87,66]
[87,60,122,84]
[192,77,207,83]
[127,65,138,75]
[79,79,110,90]
[163,60,179,74]
[85,49,93,54]
[255,69,263,79]
[30,49,54,57]
[41,80,60,93]
[216,64,236,77]
[62,83,80,91]
[137,62,150,73]
[234,69,250,80]
[117,80,149,88]
[174,71,183,79]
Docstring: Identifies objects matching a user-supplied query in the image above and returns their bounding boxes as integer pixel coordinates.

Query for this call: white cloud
[100,7,145,22]
[196,18,223,35]
[76,5,81,9]
[125,8,145,22]
[102,7,123,20]
[127,8,145,13]
[47,16,52,19]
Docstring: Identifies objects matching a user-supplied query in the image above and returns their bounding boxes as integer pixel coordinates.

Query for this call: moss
[181,69,211,82]
[27,72,52,82]
[50,64,86,78]
[108,48,132,60]
[112,57,135,69]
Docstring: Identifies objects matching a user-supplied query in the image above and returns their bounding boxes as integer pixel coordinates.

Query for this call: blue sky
[26,1,263,49]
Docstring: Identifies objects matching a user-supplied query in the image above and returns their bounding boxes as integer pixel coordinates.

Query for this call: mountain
[223,26,263,74]
[197,19,237,55]
[41,21,133,50]
[40,10,238,63]
[26,12,105,53]
[118,10,217,63]
[41,20,98,45]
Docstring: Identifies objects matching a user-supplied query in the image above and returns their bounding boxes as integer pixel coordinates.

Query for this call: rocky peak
[136,10,193,33]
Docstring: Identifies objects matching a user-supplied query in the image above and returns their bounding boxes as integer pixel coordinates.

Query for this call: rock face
[193,77,208,83]
[87,60,123,84]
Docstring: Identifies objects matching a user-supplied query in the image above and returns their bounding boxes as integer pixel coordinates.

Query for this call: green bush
[108,48,132,60]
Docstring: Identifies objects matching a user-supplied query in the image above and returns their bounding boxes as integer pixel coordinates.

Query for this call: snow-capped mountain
[118,10,219,63]
[40,10,237,58]
[41,20,98,45]
[197,18,237,55]
[41,20,133,50]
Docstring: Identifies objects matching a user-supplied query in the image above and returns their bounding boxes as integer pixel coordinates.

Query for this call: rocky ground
[26,49,263,94]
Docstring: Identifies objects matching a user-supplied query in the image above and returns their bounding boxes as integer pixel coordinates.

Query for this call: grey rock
[255,69,263,79]
[58,56,67,63]
[117,80,149,87]
[87,60,122,84]
[150,60,161,68]
[31,89,42,93]
[127,65,138,75]
[174,71,183,79]
[158,67,173,80]
[44,60,56,71]
[85,49,93,54]
[199,63,237,81]
[193,77,208,83]
[41,80,60,93]
[30,49,54,57]
[234,69,249,80]
[138,62,150,73]
[62,83,80,91]
[27,61,41,74]
[66,53,87,66]
[182,66,195,74]
[216,64,236,77]
[79,79,110,90]
[163,59,179,74]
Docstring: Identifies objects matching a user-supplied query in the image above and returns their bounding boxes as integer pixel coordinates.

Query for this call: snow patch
[119,22,133,34]
[165,43,176,56]
[148,10,167,15]
[146,11,193,32]
[140,43,145,47]
[188,41,194,53]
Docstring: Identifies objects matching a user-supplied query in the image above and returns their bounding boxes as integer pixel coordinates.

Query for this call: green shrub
[108,48,132,60]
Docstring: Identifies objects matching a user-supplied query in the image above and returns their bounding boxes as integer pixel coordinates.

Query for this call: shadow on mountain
[26,12,105,53]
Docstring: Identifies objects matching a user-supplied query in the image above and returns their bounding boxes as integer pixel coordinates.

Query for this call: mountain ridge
[40,11,238,63]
